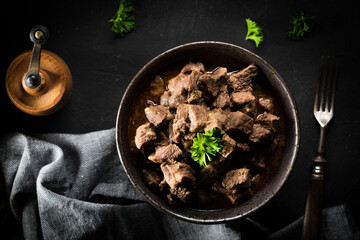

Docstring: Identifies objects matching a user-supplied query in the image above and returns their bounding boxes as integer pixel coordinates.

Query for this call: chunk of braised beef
[160,161,196,189]
[199,74,223,99]
[134,122,157,153]
[161,162,196,203]
[181,70,201,91]
[148,144,182,163]
[259,97,274,112]
[160,90,170,106]
[169,187,192,203]
[227,64,258,92]
[226,111,254,135]
[161,71,201,108]
[183,132,196,141]
[256,112,280,133]
[181,62,205,74]
[208,108,230,127]
[210,67,227,81]
[150,75,165,97]
[188,104,208,132]
[142,168,163,188]
[187,89,202,104]
[144,105,171,127]
[212,179,253,205]
[204,119,223,132]
[222,168,252,193]
[248,124,271,143]
[171,104,189,143]
[231,91,255,105]
[213,84,230,108]
[172,104,208,142]
[219,133,237,158]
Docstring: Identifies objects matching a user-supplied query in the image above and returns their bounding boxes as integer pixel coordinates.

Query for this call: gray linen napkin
[0,129,359,240]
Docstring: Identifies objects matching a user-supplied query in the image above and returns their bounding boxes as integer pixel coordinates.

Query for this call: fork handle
[302,158,325,240]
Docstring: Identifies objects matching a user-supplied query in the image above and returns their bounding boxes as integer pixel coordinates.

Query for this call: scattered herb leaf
[109,0,135,36]
[288,10,315,40]
[190,128,224,167]
[245,18,263,47]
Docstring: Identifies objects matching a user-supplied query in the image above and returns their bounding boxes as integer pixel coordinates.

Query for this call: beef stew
[129,61,285,210]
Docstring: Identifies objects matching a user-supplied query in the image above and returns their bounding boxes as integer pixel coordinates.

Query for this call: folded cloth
[0,129,359,240]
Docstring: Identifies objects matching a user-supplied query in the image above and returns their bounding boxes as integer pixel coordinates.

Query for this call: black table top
[1,0,360,234]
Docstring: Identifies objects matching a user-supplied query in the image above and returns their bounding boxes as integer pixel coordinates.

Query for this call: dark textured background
[1,0,360,236]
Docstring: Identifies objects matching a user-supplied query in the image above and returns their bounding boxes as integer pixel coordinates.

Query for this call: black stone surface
[1,0,359,234]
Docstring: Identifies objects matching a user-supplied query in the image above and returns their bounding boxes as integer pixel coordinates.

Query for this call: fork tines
[314,56,339,113]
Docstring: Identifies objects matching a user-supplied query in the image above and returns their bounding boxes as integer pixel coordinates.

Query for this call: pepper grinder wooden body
[6,26,72,116]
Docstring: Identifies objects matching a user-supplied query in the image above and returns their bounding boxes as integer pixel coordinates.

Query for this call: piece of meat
[258,97,273,112]
[256,112,280,133]
[148,144,183,163]
[187,89,202,104]
[225,111,254,135]
[210,67,228,81]
[200,74,223,98]
[204,119,223,132]
[227,65,258,92]
[181,70,201,92]
[171,104,189,143]
[181,62,205,74]
[172,104,208,141]
[219,133,237,158]
[207,108,230,126]
[188,104,208,132]
[162,71,201,108]
[134,122,157,152]
[231,91,255,105]
[169,187,192,203]
[160,162,196,189]
[213,84,230,108]
[142,169,163,188]
[222,168,252,193]
[150,75,165,96]
[248,124,271,143]
[161,161,196,203]
[144,105,171,127]
[212,180,252,205]
[167,73,189,95]
[183,132,196,141]
[160,90,171,106]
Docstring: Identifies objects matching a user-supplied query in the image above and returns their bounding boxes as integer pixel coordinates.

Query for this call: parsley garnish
[190,128,224,167]
[245,18,263,48]
[109,0,135,36]
[288,10,315,40]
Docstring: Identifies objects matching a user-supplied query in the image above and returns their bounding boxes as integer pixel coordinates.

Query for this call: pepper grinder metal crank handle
[24,25,49,89]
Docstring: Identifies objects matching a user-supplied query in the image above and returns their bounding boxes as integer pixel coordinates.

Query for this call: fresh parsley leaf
[288,10,315,40]
[245,18,263,48]
[109,0,135,36]
[190,128,224,167]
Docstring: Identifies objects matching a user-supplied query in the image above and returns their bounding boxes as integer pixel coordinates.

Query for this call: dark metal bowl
[116,41,300,223]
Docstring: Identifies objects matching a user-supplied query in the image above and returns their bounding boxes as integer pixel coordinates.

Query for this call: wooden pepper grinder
[6,25,72,116]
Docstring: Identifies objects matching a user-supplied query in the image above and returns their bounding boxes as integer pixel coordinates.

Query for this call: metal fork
[302,56,339,240]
